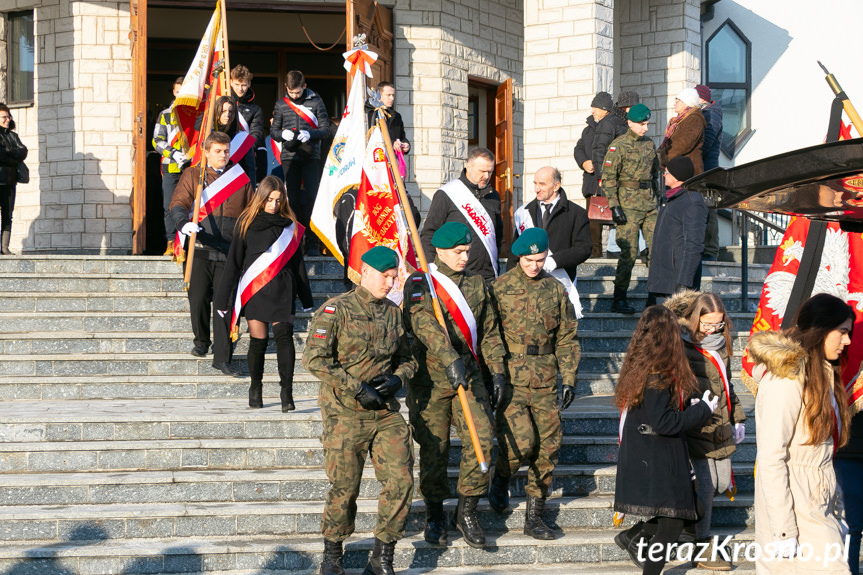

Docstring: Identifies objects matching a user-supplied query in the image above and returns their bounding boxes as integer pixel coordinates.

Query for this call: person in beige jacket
[749,293,855,574]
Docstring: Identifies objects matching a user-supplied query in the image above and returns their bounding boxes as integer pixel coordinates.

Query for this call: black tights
[642,516,685,575]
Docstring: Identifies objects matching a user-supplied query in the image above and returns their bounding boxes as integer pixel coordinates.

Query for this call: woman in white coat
[749,293,855,574]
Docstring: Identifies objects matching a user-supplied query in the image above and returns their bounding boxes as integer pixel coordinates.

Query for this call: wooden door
[131,0,147,254]
[347,0,393,93]
[494,78,514,250]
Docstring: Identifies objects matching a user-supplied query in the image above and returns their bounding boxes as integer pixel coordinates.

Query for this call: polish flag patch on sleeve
[609,146,616,152]
[324,305,336,314]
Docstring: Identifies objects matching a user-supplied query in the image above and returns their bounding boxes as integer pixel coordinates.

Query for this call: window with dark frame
[705,19,751,157]
[7,10,34,105]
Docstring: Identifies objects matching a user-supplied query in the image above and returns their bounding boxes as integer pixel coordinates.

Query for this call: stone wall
[0,0,133,253]
[522,0,613,200]
[615,0,701,143]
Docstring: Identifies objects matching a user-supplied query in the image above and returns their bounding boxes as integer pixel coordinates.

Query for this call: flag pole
[375,112,489,474]
[183,59,224,290]
[219,0,231,95]
[819,61,863,135]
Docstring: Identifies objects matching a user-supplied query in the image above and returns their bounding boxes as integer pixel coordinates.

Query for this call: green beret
[627,103,651,123]
[361,245,399,272]
[511,227,549,256]
[432,221,472,249]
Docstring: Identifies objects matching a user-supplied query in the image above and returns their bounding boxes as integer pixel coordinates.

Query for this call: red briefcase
[588,195,613,221]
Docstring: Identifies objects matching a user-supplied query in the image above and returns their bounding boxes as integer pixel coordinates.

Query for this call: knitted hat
[361,245,399,272]
[695,84,712,102]
[667,156,695,183]
[616,91,640,109]
[591,91,614,112]
[432,221,472,249]
[511,228,549,256]
[627,103,651,123]
[676,88,700,108]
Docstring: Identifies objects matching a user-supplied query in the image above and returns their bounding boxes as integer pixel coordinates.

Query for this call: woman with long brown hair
[215,176,314,411]
[749,293,854,573]
[613,305,716,574]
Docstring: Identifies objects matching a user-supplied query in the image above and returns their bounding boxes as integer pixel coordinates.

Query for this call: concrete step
[0,527,759,574]
[0,494,755,543]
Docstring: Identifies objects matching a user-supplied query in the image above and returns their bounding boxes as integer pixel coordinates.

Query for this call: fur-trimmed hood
[747,330,806,383]
[663,289,701,328]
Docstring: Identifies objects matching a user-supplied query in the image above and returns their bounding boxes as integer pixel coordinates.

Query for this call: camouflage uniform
[302,286,418,544]
[601,129,660,292]
[402,258,506,501]
[489,265,580,497]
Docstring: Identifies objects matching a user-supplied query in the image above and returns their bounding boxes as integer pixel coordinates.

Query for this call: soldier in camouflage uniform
[403,222,506,549]
[303,246,418,575]
[601,103,660,314]
[487,228,580,540]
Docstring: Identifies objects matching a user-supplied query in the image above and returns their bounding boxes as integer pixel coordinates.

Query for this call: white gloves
[543,256,557,273]
[181,222,202,236]
[281,129,295,142]
[171,150,187,165]
[298,130,311,143]
[770,537,799,559]
[696,390,719,413]
[734,423,746,444]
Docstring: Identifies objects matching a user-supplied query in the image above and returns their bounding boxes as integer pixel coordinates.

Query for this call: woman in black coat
[0,104,28,255]
[216,176,314,411]
[613,305,716,574]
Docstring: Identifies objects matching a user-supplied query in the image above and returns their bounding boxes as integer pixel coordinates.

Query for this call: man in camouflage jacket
[403,222,506,549]
[601,103,660,314]
[487,228,580,540]
[303,246,417,575]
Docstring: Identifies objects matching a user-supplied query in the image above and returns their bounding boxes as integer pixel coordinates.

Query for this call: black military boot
[611,287,636,314]
[456,495,486,548]
[424,500,448,546]
[487,473,510,513]
[362,537,396,575]
[614,520,655,569]
[246,336,267,408]
[523,495,554,540]
[273,322,295,412]
[320,539,346,575]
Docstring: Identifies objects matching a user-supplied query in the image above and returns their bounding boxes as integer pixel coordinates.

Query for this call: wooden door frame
[131,0,147,255]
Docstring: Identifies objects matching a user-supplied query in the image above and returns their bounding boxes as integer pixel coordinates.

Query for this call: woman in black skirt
[216,176,314,411]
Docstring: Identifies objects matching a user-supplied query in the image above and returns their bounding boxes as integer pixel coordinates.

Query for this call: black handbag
[16,161,28,184]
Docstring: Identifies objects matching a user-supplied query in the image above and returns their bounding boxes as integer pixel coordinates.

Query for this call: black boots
[362,537,395,575]
[487,473,510,513]
[614,520,654,569]
[0,230,11,255]
[456,495,485,548]
[424,500,447,546]
[611,287,636,314]
[246,336,267,408]
[273,322,295,412]
[320,539,346,575]
[523,495,554,540]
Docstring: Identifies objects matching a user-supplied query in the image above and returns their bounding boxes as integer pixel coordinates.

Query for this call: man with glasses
[601,103,660,313]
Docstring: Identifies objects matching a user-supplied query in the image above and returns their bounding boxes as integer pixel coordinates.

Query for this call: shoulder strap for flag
[440,179,498,276]
[284,97,319,129]
[428,262,479,361]
[230,222,304,341]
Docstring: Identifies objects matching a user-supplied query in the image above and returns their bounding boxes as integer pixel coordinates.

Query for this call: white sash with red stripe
[284,97,319,128]
[270,138,283,165]
[229,131,255,164]
[440,179,498,276]
[198,164,249,219]
[237,112,249,132]
[428,263,479,361]
[229,222,304,340]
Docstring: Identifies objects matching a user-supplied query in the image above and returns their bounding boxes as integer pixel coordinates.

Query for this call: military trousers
[320,386,414,544]
[613,207,657,292]
[494,384,561,498]
[407,379,494,502]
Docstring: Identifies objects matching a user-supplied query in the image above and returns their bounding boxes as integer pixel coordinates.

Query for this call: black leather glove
[445,358,469,390]
[355,382,387,410]
[370,374,402,398]
[560,385,575,411]
[611,206,627,225]
[491,373,507,412]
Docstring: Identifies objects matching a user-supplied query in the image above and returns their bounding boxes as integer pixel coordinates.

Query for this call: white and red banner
[229,131,255,164]
[440,179,498,276]
[428,262,479,361]
[347,125,417,304]
[197,164,249,219]
[284,98,319,128]
[311,66,370,264]
[230,222,304,340]
[270,137,283,166]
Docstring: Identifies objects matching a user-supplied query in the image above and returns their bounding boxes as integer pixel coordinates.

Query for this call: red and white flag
[230,222,304,341]
[347,125,417,304]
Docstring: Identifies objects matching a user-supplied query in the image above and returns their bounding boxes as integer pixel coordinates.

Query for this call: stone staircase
[0,255,768,574]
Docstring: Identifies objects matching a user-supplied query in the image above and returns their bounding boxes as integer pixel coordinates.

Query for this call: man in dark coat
[646,156,708,304]
[230,65,264,185]
[366,82,410,156]
[592,92,629,181]
[573,113,602,257]
[512,166,591,284]
[420,147,502,283]
[696,84,723,261]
